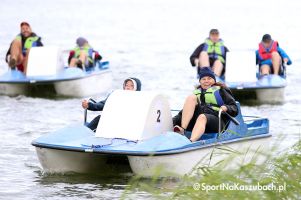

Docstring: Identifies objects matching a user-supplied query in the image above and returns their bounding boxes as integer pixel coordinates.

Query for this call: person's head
[198,67,216,89]
[123,77,142,91]
[261,34,273,48]
[20,22,32,38]
[209,29,220,43]
[76,37,88,47]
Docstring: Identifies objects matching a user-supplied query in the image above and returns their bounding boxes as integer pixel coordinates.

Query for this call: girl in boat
[82,77,142,131]
[173,67,238,142]
[68,37,102,70]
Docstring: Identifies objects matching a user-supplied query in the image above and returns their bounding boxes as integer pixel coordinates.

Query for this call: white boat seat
[96,90,173,141]
[225,51,257,82]
[26,46,64,77]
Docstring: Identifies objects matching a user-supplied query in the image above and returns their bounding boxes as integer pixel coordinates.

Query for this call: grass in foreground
[123,140,301,200]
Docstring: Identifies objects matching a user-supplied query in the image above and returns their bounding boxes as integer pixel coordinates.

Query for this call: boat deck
[32,113,270,156]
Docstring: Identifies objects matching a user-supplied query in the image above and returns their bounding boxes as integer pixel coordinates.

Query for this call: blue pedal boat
[219,74,286,104]
[0,46,112,97]
[215,51,287,103]
[32,91,270,177]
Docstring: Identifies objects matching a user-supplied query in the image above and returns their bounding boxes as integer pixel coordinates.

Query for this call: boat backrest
[26,46,64,77]
[225,51,257,82]
[96,90,173,141]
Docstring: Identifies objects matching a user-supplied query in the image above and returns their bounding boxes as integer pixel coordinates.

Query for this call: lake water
[0,0,300,199]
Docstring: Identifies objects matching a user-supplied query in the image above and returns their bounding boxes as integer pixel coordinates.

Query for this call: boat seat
[26,46,64,77]
[225,51,257,82]
[96,90,173,141]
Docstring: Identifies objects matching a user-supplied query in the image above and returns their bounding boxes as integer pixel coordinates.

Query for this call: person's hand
[283,58,289,64]
[82,100,89,109]
[194,59,199,67]
[220,105,228,112]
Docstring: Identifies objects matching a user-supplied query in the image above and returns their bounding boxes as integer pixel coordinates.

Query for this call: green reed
[123,139,301,200]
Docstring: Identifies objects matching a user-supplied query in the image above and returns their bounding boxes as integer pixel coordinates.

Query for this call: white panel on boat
[26,46,64,76]
[96,90,173,141]
[225,51,257,82]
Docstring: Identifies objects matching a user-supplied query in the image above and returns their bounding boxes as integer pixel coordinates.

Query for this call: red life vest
[258,41,278,60]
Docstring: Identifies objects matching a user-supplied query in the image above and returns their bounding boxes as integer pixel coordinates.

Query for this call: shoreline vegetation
[123,139,301,199]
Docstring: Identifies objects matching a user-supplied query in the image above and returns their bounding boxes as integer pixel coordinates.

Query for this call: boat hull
[0,83,28,96]
[256,87,284,103]
[35,134,271,176]
[226,74,286,104]
[128,136,271,177]
[231,87,285,104]
[35,147,131,174]
[0,67,112,97]
[54,70,112,97]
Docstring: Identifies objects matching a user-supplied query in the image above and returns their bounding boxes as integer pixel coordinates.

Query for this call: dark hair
[262,34,272,42]
[213,82,227,88]
[209,29,219,35]
[20,21,30,27]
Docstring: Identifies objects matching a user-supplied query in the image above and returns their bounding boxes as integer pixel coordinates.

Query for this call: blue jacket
[87,98,107,111]
[256,47,292,65]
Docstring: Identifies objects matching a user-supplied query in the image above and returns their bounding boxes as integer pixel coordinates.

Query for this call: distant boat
[0,46,112,97]
[32,90,271,177]
[221,51,286,104]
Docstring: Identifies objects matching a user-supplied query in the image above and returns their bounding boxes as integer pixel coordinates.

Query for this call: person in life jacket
[5,22,43,74]
[68,37,102,70]
[82,77,142,131]
[190,29,229,77]
[173,67,238,142]
[256,34,292,75]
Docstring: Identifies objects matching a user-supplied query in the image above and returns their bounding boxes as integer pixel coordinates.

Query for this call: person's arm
[88,99,107,111]
[36,37,43,46]
[255,50,260,65]
[220,88,238,117]
[5,43,12,63]
[224,46,230,53]
[31,32,43,47]
[222,46,230,65]
[277,47,292,65]
[189,43,204,66]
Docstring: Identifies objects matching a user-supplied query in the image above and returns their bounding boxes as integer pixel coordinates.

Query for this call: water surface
[0,0,300,199]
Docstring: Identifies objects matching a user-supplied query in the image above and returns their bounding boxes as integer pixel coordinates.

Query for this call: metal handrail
[218,109,223,134]
[83,98,96,124]
[218,109,240,134]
